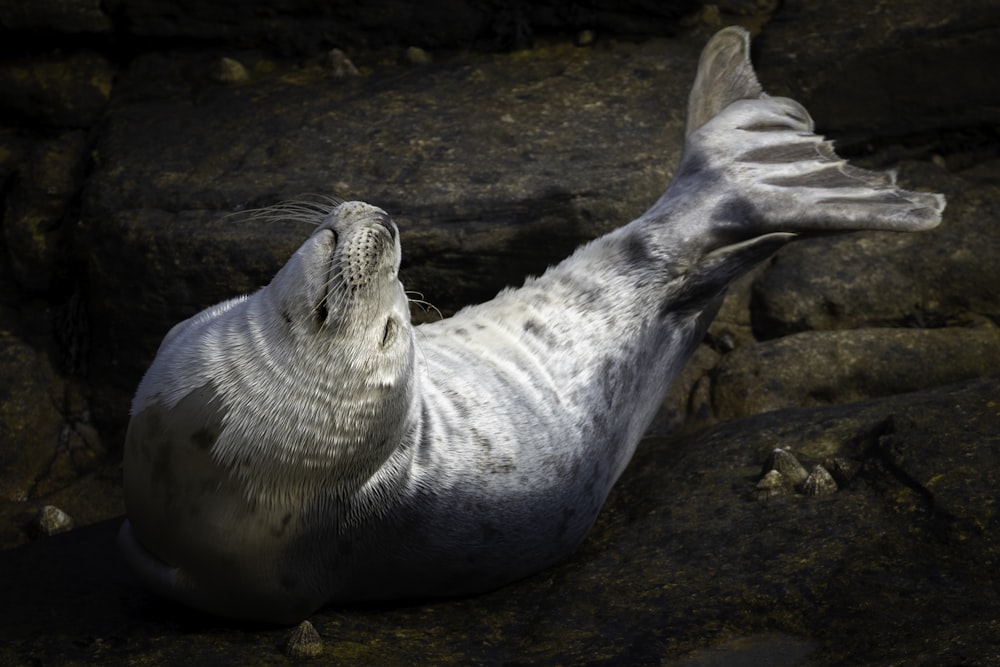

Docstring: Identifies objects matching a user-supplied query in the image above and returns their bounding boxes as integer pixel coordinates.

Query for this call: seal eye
[381,317,397,347]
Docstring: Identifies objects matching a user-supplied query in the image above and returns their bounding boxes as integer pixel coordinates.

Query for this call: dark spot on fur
[190,427,216,450]
[622,231,655,268]
[281,309,292,324]
[443,387,471,419]
[475,431,493,453]
[713,195,757,230]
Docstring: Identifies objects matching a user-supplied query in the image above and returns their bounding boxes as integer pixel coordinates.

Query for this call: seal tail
[676,27,944,236]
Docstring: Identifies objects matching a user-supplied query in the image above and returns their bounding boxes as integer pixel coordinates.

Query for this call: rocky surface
[0,0,998,664]
[2,375,998,665]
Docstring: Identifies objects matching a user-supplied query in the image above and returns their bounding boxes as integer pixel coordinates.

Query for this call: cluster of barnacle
[753,448,861,500]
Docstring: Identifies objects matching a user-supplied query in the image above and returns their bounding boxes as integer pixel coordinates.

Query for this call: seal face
[119,28,945,624]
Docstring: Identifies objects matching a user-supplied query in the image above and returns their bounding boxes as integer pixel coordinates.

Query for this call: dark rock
[3,130,90,292]
[0,333,64,503]
[93,0,701,55]
[33,504,74,536]
[207,57,250,84]
[755,0,1000,147]
[712,325,1000,421]
[0,52,114,128]
[0,0,111,34]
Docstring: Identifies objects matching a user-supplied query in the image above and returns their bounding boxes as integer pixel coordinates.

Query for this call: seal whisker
[231,194,346,227]
[406,291,443,322]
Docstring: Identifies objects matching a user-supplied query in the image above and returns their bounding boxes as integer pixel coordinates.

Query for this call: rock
[404,46,432,66]
[94,1,702,56]
[0,0,111,33]
[33,505,74,536]
[754,0,1000,146]
[712,326,1000,421]
[0,51,114,127]
[3,130,90,291]
[208,57,249,84]
[824,457,861,487]
[328,48,360,78]
[574,29,596,47]
[0,333,64,503]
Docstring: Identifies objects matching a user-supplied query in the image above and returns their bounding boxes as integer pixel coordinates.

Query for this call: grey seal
[119,27,945,624]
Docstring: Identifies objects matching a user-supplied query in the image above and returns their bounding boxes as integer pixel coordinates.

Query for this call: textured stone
[3,131,89,291]
[95,0,702,54]
[0,0,111,33]
[755,0,1000,146]
[712,326,1000,421]
[0,52,114,127]
[0,333,63,502]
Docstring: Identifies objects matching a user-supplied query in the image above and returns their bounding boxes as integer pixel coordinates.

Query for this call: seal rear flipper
[670,27,944,241]
[685,26,763,136]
